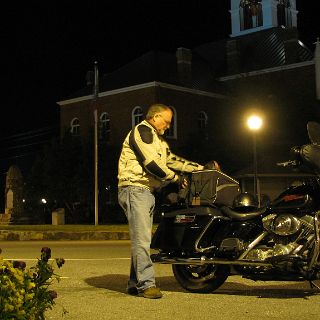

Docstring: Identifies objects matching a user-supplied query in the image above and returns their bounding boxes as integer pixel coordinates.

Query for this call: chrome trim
[238,231,269,260]
[308,211,320,270]
[194,216,230,253]
[151,255,272,267]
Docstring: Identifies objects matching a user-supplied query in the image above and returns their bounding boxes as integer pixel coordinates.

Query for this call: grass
[0,224,159,232]
[0,224,130,232]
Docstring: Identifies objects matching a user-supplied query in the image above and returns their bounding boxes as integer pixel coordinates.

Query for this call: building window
[277,0,292,27]
[240,0,263,31]
[132,106,144,128]
[198,111,208,130]
[70,118,80,136]
[100,112,110,141]
[166,106,177,139]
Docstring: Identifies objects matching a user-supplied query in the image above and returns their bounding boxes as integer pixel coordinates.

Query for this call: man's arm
[166,147,204,173]
[129,124,180,183]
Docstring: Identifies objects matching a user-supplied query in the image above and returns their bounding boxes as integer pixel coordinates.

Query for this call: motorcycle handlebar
[277,160,300,167]
[277,146,303,167]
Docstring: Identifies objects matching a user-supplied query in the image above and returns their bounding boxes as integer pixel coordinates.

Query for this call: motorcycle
[150,121,320,293]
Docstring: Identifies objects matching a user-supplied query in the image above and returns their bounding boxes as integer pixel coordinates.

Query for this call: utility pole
[252,131,258,206]
[247,115,262,207]
[315,38,320,100]
[93,61,99,225]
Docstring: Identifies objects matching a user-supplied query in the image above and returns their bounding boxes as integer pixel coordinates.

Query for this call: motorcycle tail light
[174,215,195,223]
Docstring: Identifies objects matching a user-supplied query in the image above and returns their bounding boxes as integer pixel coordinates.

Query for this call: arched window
[100,112,110,141]
[132,106,144,128]
[70,118,80,136]
[240,0,263,31]
[166,106,177,139]
[198,111,208,130]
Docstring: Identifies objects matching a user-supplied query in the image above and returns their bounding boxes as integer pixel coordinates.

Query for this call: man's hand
[180,177,189,189]
[204,160,221,171]
[177,175,189,189]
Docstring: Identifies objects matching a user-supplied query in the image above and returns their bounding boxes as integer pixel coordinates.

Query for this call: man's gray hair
[146,104,172,120]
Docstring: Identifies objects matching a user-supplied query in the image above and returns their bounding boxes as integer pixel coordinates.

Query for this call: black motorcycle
[150,121,320,293]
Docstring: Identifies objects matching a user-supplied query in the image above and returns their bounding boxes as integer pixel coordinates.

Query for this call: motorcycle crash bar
[150,255,272,267]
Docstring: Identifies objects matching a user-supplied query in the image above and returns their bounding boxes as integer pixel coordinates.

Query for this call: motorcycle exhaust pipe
[151,254,272,267]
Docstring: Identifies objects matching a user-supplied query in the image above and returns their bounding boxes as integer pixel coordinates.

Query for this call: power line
[0,126,58,143]
[5,139,53,150]
[0,152,37,162]
[0,131,56,144]
[0,126,59,163]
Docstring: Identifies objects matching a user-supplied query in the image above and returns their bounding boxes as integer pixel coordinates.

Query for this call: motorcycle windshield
[303,122,320,171]
[301,144,320,172]
[307,121,320,144]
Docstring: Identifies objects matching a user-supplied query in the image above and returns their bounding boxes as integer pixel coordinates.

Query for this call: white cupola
[230,0,298,38]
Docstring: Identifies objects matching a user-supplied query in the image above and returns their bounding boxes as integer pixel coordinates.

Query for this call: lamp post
[247,115,262,206]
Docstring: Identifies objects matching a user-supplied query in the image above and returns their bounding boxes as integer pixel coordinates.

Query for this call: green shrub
[0,247,66,319]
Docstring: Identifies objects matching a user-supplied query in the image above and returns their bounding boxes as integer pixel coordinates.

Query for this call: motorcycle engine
[246,214,315,261]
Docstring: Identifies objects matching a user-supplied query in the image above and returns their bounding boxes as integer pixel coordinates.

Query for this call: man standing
[118,103,204,299]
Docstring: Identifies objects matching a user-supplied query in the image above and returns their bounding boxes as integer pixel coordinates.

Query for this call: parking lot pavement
[2,241,320,320]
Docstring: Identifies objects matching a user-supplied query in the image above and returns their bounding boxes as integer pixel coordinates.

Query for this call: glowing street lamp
[247,115,262,131]
[247,115,263,206]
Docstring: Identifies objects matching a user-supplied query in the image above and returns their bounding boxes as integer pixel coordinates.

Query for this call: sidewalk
[0,224,132,241]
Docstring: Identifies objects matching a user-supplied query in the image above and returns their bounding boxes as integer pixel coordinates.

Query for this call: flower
[55,258,65,268]
[0,247,66,319]
[13,260,26,270]
[40,247,51,262]
[48,290,58,300]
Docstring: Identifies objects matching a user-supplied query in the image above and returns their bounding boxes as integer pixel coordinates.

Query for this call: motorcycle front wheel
[172,264,229,293]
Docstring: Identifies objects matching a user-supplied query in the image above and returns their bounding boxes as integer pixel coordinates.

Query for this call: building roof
[64,26,314,101]
[194,26,314,76]
[66,50,230,100]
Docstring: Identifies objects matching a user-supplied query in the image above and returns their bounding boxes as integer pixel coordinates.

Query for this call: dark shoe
[140,286,163,299]
[127,287,138,295]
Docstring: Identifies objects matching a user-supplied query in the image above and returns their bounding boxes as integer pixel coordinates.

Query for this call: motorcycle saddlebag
[151,206,224,250]
[186,169,240,207]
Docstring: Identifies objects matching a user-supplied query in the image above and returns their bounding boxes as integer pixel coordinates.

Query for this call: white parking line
[4,258,130,261]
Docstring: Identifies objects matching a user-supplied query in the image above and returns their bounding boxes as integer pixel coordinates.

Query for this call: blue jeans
[118,186,156,292]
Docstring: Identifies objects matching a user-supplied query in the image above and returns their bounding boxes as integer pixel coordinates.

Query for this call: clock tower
[230,0,298,37]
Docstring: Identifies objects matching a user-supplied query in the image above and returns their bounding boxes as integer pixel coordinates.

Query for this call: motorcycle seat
[220,206,266,221]
[162,205,221,217]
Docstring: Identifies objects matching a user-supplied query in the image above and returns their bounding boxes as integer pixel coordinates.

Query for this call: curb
[0,231,130,241]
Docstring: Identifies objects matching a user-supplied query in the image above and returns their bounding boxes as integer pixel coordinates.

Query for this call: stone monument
[0,165,24,224]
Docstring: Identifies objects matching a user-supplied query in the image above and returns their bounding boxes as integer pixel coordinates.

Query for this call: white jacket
[118,120,203,191]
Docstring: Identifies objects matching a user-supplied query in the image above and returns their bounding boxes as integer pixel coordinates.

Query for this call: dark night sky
[0,1,319,170]
[1,1,319,137]
[1,0,232,137]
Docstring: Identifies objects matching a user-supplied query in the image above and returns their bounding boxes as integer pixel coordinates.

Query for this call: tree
[25,132,94,223]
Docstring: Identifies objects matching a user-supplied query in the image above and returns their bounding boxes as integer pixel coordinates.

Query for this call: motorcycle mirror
[307,121,320,144]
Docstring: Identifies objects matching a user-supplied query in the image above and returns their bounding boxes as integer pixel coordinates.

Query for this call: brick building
[58,48,232,161]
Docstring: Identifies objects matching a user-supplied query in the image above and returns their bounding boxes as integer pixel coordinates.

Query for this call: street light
[247,115,263,206]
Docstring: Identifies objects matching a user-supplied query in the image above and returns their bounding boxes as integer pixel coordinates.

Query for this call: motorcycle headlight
[263,214,301,236]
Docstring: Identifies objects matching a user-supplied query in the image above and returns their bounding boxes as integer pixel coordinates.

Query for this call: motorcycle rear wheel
[172,264,229,293]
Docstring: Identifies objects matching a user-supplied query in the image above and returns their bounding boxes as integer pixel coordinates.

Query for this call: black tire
[172,264,229,293]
